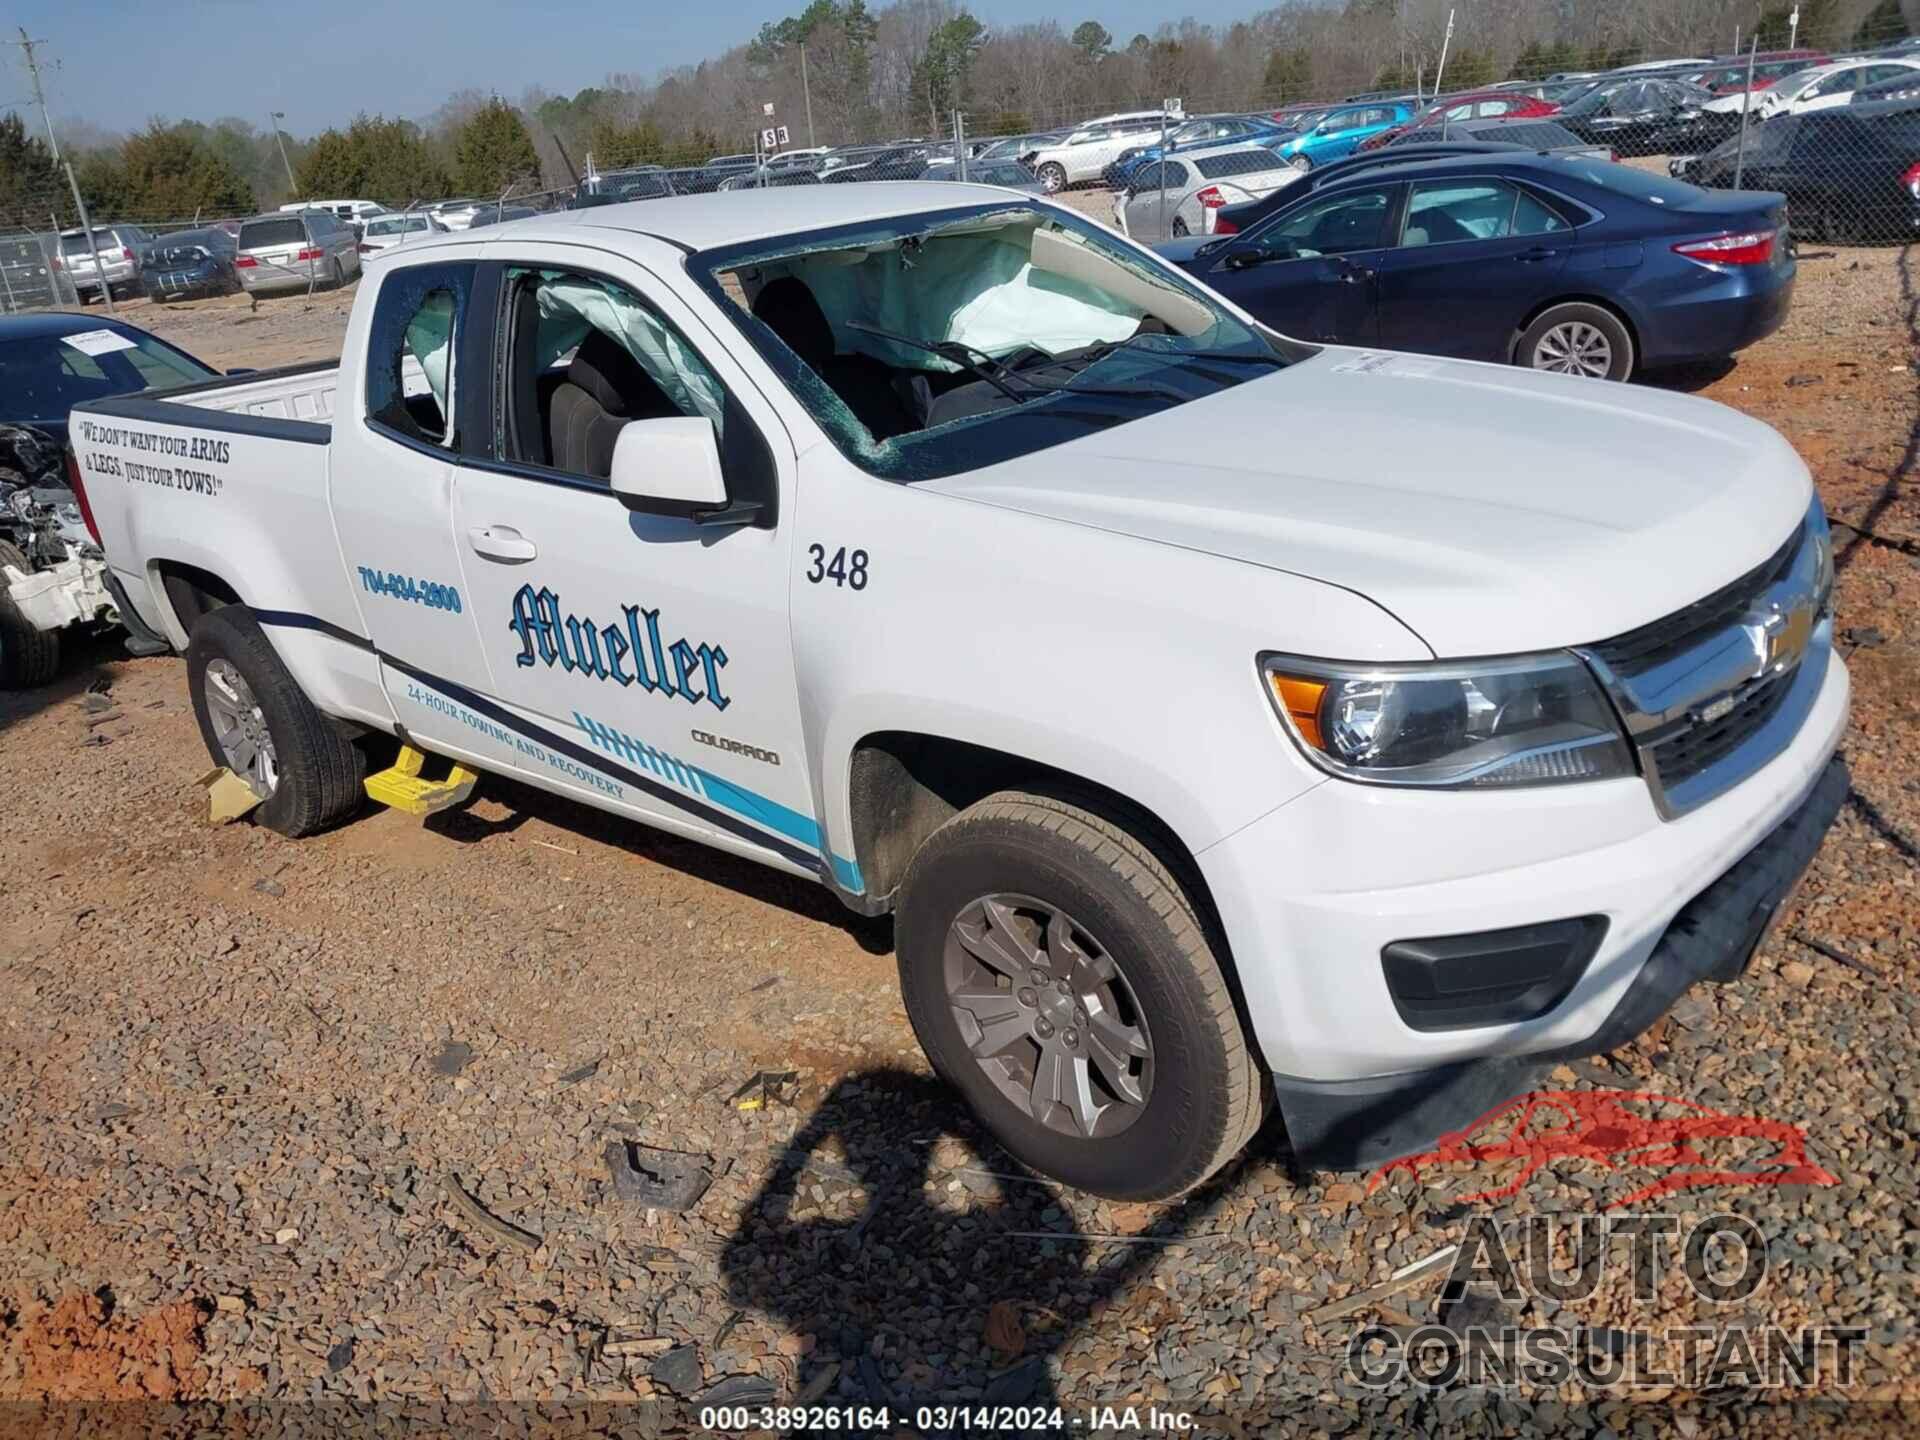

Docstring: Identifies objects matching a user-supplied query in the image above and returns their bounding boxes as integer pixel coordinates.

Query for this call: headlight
[1261,651,1634,789]
[1806,496,1834,617]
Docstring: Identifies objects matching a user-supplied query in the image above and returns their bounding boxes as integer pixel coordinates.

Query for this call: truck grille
[1578,511,1828,820]
[1589,522,1803,670]
[1644,668,1798,789]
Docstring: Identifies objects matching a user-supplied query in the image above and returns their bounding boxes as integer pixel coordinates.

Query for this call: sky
[6,0,1267,136]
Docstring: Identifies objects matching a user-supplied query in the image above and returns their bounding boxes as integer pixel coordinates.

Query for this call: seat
[546,330,679,480]
[751,277,916,439]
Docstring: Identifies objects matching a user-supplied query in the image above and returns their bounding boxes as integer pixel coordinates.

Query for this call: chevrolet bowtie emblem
[1742,600,1815,681]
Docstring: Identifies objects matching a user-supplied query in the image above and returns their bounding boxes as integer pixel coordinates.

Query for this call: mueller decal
[508,583,731,710]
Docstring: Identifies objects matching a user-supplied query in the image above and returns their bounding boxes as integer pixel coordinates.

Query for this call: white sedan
[356,212,448,257]
[1113,142,1303,242]
[1758,58,1920,117]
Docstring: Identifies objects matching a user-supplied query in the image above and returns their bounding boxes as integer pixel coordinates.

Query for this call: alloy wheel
[202,658,279,799]
[942,893,1154,1139]
[1533,320,1614,379]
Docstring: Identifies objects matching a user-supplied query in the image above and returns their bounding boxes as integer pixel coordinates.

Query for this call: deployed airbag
[775,230,1143,371]
[532,277,725,430]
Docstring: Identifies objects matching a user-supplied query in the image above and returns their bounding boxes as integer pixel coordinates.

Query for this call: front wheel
[0,539,60,689]
[186,605,365,836]
[1037,162,1067,194]
[896,791,1263,1200]
[1517,303,1635,382]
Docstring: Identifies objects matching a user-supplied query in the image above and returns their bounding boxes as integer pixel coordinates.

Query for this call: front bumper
[1273,754,1849,1169]
[1197,647,1849,1085]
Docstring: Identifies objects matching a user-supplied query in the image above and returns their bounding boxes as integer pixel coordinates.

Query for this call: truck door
[446,243,838,884]
[327,257,529,777]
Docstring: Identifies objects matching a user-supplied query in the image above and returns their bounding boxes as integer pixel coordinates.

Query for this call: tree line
[4,0,1915,231]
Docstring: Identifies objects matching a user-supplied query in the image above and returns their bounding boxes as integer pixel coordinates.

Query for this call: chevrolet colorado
[67,185,1847,1199]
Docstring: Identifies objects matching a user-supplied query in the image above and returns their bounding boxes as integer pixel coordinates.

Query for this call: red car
[1357,89,1561,151]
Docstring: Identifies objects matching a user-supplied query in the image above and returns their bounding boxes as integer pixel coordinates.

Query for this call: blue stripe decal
[249,609,863,893]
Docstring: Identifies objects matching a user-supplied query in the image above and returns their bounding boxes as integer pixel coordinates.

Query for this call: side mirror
[1224,239,1290,269]
[609,416,742,523]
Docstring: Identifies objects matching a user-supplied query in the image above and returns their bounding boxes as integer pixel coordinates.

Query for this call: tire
[896,790,1263,1200]
[186,604,364,837]
[1517,302,1635,383]
[328,258,345,290]
[0,540,61,689]
[1171,216,1190,238]
[1037,162,1067,194]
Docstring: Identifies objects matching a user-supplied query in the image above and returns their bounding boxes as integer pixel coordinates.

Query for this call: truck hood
[925,347,1813,658]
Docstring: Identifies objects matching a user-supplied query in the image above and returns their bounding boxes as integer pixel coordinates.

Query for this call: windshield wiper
[844,321,1189,405]
[844,321,1028,402]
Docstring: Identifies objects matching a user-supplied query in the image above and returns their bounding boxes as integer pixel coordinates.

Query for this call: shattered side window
[366,260,474,449]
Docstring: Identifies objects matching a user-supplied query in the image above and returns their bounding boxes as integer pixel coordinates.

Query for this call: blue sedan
[1158,152,1794,381]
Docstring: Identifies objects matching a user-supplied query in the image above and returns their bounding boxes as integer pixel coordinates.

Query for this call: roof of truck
[399,184,1039,258]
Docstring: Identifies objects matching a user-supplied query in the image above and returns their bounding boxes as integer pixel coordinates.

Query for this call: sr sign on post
[762,126,790,150]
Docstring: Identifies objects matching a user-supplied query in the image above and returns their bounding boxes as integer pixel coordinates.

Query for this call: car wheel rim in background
[1534,321,1613,378]
[204,659,280,799]
[941,893,1154,1139]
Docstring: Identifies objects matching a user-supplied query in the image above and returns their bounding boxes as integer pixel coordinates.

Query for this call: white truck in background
[68,185,1848,1197]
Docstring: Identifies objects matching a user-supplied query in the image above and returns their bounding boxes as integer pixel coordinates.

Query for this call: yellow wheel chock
[364,743,480,816]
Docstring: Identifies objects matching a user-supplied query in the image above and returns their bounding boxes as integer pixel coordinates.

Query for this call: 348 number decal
[806,544,869,590]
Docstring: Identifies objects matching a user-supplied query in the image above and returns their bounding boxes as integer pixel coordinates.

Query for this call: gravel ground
[3,227,1917,1435]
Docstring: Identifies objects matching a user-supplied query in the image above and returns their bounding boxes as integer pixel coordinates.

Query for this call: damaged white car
[0,315,218,686]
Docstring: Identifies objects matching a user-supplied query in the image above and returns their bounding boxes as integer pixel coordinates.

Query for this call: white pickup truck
[68,184,1847,1199]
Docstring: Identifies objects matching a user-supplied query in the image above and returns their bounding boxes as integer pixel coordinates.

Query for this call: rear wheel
[1037,162,1067,194]
[1518,302,1635,382]
[896,791,1263,1200]
[328,258,345,289]
[0,540,60,689]
[1171,216,1190,237]
[186,605,364,837]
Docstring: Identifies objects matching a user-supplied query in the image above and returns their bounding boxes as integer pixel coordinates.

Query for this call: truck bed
[183,360,340,425]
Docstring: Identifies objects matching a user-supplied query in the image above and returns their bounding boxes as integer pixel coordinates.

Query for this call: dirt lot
[3,230,1918,1433]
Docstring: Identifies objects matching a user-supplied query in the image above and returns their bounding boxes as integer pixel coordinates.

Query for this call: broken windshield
[691,202,1311,481]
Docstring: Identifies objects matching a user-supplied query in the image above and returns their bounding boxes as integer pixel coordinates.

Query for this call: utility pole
[1789,6,1801,50]
[269,111,298,195]
[12,27,61,162]
[11,29,112,311]
[1431,8,1456,98]
[800,43,816,148]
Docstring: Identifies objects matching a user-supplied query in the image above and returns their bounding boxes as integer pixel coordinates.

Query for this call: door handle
[468,524,537,563]
[1337,258,1375,283]
[1517,246,1559,263]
